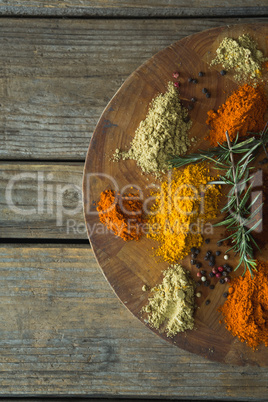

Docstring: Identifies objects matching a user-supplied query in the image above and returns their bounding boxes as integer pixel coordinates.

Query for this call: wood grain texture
[0,163,86,239]
[83,23,268,365]
[0,244,268,398]
[0,1,267,17]
[0,18,267,160]
[0,400,215,402]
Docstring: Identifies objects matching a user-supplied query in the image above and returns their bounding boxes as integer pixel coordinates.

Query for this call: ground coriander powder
[211,34,267,81]
[113,82,192,175]
[142,263,195,337]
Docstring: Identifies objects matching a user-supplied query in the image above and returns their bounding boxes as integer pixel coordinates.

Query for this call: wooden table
[0,2,268,399]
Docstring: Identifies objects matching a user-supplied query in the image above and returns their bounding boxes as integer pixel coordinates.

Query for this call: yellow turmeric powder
[147,163,221,262]
[219,260,268,349]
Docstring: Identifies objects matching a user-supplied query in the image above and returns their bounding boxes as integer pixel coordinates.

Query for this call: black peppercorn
[205,299,211,305]
[204,256,209,261]
[259,157,268,165]
[204,280,210,287]
[209,255,215,262]
[209,261,215,267]
[188,77,193,83]
[210,284,215,290]
[206,92,211,98]
[220,70,227,76]
[191,97,197,103]
[191,253,197,259]
[205,238,210,244]
[216,250,221,256]
[192,79,198,84]
[200,270,206,275]
[190,259,196,265]
[195,249,200,255]
[217,241,223,247]
[223,292,229,298]
[198,71,204,77]
[209,271,215,277]
[183,116,190,123]
[222,271,228,277]
[188,104,193,111]
[219,278,225,284]
[191,247,197,253]
[202,88,208,94]
[196,263,202,269]
[206,250,212,256]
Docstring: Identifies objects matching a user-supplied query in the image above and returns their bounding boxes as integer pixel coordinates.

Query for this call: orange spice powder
[97,189,145,241]
[219,260,268,349]
[206,84,267,146]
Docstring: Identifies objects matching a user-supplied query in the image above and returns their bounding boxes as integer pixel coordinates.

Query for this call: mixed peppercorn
[172,67,228,110]
[190,240,233,306]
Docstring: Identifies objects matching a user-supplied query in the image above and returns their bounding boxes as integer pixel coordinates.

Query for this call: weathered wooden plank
[0,163,86,239]
[0,244,267,398]
[1,396,218,402]
[0,1,267,17]
[0,18,267,160]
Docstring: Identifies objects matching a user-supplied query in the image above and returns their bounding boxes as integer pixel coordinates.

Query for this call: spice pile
[211,34,267,81]
[97,189,145,241]
[219,260,268,349]
[147,163,221,262]
[142,263,195,337]
[94,29,268,348]
[206,83,267,146]
[113,82,192,175]
[192,245,232,290]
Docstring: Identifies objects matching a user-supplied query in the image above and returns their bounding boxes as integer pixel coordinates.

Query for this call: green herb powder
[211,34,267,81]
[142,264,195,337]
[113,82,192,175]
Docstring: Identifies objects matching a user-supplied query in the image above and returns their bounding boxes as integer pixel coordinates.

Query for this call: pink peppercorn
[173,71,179,79]
[212,267,218,274]
[225,277,231,283]
[174,81,180,88]
[197,271,202,278]
[216,272,222,278]
[218,266,224,272]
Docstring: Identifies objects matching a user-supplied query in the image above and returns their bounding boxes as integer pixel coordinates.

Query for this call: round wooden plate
[83,23,268,365]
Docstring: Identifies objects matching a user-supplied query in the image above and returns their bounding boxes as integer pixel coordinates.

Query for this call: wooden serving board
[83,23,268,365]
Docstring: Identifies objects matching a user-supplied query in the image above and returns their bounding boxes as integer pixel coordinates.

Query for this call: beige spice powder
[142,263,195,337]
[211,34,267,82]
[113,82,192,175]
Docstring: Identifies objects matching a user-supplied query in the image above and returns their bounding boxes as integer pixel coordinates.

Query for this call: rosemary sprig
[169,123,268,169]
[213,131,261,277]
[168,124,268,276]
